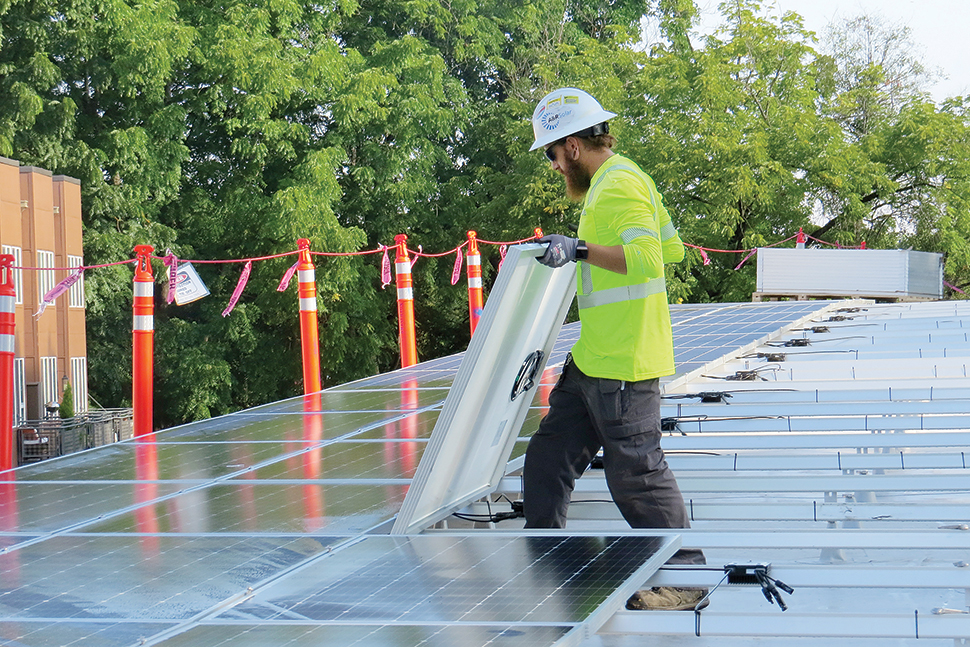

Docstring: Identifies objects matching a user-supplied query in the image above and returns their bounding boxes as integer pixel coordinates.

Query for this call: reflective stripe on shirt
[580,262,593,296]
[621,226,659,243]
[576,276,666,309]
[661,221,678,241]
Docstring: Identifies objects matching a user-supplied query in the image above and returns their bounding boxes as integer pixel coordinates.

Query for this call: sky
[693,0,970,102]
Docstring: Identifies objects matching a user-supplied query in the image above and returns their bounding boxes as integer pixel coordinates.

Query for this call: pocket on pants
[595,379,660,439]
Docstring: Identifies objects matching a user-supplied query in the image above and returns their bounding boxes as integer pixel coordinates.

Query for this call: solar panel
[392,243,577,535]
[231,534,674,622]
[0,534,338,620]
[669,301,834,376]
[155,623,574,647]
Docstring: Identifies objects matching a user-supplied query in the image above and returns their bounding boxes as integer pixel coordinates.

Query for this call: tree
[3,0,970,428]
[812,12,970,290]
[59,381,74,419]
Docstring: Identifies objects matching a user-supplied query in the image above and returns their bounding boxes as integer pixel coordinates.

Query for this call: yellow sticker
[564,95,579,104]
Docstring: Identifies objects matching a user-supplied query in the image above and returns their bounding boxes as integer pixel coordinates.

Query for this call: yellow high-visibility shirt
[571,154,684,382]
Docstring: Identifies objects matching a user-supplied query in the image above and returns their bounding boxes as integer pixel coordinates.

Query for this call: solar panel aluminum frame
[392,243,577,535]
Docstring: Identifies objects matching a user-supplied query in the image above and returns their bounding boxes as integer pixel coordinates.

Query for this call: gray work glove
[537,234,579,268]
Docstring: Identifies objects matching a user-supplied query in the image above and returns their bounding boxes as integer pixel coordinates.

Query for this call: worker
[524,87,708,611]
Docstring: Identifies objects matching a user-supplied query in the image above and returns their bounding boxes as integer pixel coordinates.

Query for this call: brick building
[0,156,88,423]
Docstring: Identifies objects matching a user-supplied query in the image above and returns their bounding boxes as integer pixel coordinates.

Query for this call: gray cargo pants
[523,356,705,565]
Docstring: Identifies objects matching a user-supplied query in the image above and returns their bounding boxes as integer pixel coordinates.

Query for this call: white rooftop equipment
[755,248,943,301]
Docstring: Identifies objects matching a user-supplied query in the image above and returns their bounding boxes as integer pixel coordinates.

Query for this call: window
[68,255,85,308]
[37,250,55,303]
[70,357,88,414]
[40,356,58,408]
[2,245,22,305]
[13,357,25,424]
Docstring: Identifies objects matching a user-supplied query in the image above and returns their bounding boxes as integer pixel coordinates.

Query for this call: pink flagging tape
[945,280,966,295]
[35,267,84,318]
[162,251,178,303]
[380,246,391,288]
[222,260,252,317]
[734,249,757,271]
[277,261,299,292]
[451,247,463,285]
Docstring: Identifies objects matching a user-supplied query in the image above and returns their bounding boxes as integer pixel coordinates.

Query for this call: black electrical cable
[754,569,794,611]
[662,388,798,398]
[701,364,783,381]
[739,349,857,359]
[451,496,524,524]
[765,335,867,347]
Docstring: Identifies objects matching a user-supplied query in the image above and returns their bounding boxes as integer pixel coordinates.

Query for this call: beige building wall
[0,158,23,455]
[21,167,58,416]
[0,158,87,425]
[0,158,24,315]
[53,175,87,412]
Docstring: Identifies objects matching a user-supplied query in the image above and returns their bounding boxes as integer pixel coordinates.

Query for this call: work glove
[537,234,579,268]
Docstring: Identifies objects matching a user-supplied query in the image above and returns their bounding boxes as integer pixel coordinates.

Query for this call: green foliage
[2,0,970,427]
[59,381,74,419]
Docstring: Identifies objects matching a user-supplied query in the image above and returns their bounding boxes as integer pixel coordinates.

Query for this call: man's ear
[565,136,581,160]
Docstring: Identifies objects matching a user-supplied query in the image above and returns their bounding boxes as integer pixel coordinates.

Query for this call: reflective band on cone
[133,315,153,331]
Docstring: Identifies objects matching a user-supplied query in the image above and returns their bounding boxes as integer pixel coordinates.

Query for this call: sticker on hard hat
[540,107,574,131]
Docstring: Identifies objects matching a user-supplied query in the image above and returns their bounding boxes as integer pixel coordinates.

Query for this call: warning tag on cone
[174,262,210,305]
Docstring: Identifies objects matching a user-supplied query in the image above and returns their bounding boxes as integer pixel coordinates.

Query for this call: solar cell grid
[349,410,440,440]
[154,623,573,647]
[228,534,672,625]
[237,440,426,481]
[0,535,336,621]
[154,411,404,443]
[238,386,448,413]
[0,620,178,647]
[0,481,184,533]
[81,483,408,535]
[330,371,458,390]
[669,301,831,376]
[15,439,306,482]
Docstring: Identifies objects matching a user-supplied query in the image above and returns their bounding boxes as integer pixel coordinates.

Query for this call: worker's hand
[537,234,579,268]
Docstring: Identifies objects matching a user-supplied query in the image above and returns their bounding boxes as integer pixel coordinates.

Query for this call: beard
[563,156,592,201]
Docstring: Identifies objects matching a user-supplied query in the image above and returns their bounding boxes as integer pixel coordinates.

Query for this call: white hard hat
[529,87,617,151]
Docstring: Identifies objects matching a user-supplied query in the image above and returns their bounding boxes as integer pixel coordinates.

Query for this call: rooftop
[1,296,969,646]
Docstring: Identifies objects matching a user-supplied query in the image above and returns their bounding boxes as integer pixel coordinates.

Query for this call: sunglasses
[544,140,564,162]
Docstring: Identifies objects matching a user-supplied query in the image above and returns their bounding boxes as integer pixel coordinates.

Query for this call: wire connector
[725,563,771,585]
[489,500,524,522]
[724,563,793,611]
